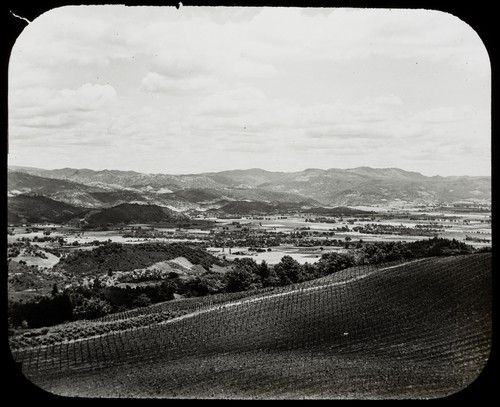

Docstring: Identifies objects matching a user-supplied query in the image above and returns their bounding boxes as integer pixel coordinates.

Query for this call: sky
[8,6,491,176]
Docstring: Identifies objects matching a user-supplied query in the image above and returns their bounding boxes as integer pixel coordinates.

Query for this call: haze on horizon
[8,6,491,177]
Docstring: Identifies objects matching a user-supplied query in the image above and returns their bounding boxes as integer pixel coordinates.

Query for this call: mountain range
[7,165,490,223]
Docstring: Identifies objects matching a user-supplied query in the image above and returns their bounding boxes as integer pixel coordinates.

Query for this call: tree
[182,273,225,297]
[225,267,262,293]
[316,252,356,276]
[73,296,112,319]
[184,276,211,297]
[256,260,270,279]
[273,255,303,286]
[300,262,321,281]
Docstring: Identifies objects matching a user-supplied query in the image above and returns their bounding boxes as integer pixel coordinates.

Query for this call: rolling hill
[7,168,321,211]
[8,166,225,191]
[253,167,491,205]
[7,195,89,224]
[205,168,288,188]
[218,200,277,215]
[9,166,491,208]
[84,203,188,226]
[300,206,374,216]
[11,253,491,398]
[217,200,313,215]
[7,171,149,209]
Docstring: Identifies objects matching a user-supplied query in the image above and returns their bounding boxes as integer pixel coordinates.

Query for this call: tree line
[8,237,485,330]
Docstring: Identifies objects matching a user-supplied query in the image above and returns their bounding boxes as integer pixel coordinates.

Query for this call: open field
[207,245,346,264]
[208,211,491,247]
[7,205,491,270]
[11,253,491,399]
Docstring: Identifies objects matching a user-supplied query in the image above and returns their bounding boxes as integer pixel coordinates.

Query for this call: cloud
[140,72,218,94]
[374,93,403,106]
[11,83,116,114]
[7,6,490,176]
[59,83,117,110]
[19,114,74,129]
[410,106,480,124]
[10,83,117,128]
[194,86,267,116]
[13,7,488,83]
[182,85,489,166]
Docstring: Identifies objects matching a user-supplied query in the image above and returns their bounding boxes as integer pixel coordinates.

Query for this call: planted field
[10,253,491,399]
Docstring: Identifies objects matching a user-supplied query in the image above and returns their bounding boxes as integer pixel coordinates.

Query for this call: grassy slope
[12,253,491,399]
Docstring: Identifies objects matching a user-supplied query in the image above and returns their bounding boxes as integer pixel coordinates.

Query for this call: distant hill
[253,167,491,205]
[217,200,315,215]
[7,169,321,210]
[9,166,223,191]
[85,203,188,226]
[218,201,279,215]
[8,171,93,195]
[206,168,287,188]
[170,188,221,203]
[7,195,89,224]
[9,166,491,208]
[301,206,374,216]
[8,171,138,208]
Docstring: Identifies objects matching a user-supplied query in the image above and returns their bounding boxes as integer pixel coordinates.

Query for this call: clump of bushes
[9,237,477,330]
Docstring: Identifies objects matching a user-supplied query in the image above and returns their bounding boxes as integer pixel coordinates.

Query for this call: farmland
[7,194,492,398]
[7,203,491,267]
[10,253,491,398]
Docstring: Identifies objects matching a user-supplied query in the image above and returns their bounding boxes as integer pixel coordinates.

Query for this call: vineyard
[10,253,491,399]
